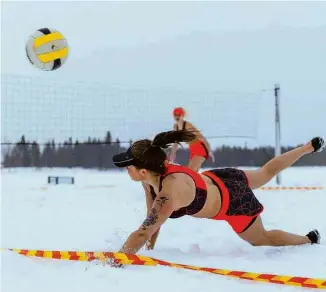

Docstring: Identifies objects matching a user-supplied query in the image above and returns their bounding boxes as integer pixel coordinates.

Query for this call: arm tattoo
[157,196,169,207]
[142,196,169,231]
[142,209,158,230]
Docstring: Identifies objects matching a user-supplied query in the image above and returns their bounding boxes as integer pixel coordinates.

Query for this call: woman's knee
[245,233,270,246]
[244,169,273,190]
[248,232,280,246]
[249,241,263,246]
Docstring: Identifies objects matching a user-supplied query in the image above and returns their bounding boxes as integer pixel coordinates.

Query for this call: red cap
[173,107,185,116]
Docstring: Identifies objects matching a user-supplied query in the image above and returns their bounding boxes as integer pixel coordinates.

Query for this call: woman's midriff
[191,174,222,218]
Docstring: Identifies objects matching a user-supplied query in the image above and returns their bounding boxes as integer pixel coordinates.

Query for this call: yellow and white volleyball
[25,28,68,71]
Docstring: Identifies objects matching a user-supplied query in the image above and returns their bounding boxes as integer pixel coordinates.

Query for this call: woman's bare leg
[238,216,313,246]
[188,156,206,172]
[244,137,324,190]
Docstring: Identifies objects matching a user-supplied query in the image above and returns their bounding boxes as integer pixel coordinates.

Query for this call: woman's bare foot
[302,137,324,154]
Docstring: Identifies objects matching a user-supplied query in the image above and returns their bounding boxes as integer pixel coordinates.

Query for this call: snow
[1,167,326,292]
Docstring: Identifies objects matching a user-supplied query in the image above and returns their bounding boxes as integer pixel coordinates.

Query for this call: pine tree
[31,141,41,167]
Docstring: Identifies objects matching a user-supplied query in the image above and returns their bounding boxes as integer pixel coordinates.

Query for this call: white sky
[1,1,326,147]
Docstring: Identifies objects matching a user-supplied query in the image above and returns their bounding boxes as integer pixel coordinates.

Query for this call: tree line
[2,131,326,168]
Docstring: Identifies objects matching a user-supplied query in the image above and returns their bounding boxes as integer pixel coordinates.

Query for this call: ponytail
[152,130,196,149]
[129,130,197,175]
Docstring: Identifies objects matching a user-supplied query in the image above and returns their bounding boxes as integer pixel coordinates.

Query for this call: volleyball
[25,28,69,71]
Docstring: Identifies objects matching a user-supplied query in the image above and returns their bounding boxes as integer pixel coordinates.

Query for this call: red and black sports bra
[149,163,207,218]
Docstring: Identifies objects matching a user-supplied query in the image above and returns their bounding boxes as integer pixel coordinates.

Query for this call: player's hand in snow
[105,258,123,268]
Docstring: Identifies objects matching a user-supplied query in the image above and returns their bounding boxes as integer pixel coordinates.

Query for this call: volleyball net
[1,74,262,146]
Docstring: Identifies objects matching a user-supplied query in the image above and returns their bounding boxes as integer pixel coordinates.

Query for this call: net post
[274,84,281,185]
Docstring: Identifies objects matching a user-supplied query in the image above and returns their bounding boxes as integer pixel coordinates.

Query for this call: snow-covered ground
[1,167,326,292]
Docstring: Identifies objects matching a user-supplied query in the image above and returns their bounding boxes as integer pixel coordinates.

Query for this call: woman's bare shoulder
[161,172,194,192]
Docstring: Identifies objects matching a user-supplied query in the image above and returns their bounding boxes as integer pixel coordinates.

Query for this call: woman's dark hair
[131,130,196,174]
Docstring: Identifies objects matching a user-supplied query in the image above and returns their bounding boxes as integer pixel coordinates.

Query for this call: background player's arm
[142,182,161,250]
[169,124,179,162]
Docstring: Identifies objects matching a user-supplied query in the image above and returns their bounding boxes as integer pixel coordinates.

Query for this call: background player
[169,107,215,171]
